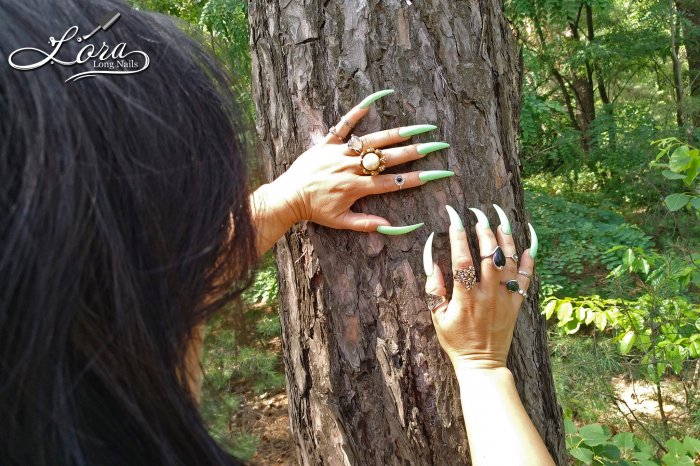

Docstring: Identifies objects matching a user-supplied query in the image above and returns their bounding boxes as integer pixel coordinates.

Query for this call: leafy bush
[566,420,700,466]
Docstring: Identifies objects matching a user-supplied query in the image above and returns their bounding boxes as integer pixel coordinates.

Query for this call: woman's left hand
[266,89,453,235]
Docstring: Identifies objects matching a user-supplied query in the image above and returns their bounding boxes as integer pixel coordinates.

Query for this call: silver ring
[502,279,528,298]
[340,117,355,128]
[454,266,476,290]
[347,134,363,154]
[394,174,405,189]
[480,246,506,270]
[518,270,532,279]
[426,293,447,312]
[506,253,519,262]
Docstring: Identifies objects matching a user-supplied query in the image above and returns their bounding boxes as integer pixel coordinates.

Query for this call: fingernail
[417,142,450,155]
[528,223,538,259]
[492,204,511,235]
[418,170,454,182]
[398,124,437,138]
[358,89,395,109]
[376,222,424,236]
[445,205,464,231]
[423,232,435,276]
[468,207,490,228]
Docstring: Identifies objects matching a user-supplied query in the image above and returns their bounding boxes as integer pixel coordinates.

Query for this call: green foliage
[566,420,700,465]
[651,139,700,212]
[526,190,653,295]
[242,254,279,305]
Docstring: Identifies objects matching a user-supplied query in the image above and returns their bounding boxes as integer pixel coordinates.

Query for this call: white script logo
[8,10,150,83]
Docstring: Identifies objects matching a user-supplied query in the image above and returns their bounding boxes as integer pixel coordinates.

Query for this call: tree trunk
[248,2,566,465]
[679,0,700,129]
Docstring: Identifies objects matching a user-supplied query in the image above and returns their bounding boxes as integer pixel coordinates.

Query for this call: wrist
[451,360,513,389]
[254,179,301,229]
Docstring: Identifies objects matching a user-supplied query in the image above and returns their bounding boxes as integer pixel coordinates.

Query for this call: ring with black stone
[453,266,476,290]
[394,174,405,189]
[480,246,506,270]
[426,293,447,312]
[502,279,528,298]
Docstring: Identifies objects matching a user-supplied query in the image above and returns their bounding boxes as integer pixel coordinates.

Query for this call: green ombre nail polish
[358,89,395,109]
[492,204,511,235]
[398,124,437,138]
[417,142,450,155]
[468,207,490,228]
[376,222,424,236]
[528,223,539,259]
[418,170,454,183]
[445,205,464,231]
[423,232,435,276]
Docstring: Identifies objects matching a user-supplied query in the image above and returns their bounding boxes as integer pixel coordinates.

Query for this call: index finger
[324,89,395,144]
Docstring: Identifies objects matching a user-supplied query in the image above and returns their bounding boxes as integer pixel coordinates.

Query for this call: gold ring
[328,126,343,142]
[426,293,447,312]
[359,147,386,176]
[453,266,476,290]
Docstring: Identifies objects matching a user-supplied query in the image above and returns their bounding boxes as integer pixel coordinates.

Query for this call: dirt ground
[230,388,295,465]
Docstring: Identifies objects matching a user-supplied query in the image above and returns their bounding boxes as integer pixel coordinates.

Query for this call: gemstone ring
[502,279,528,298]
[359,147,386,176]
[481,246,506,270]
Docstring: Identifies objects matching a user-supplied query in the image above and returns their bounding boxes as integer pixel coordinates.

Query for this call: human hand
[271,89,454,235]
[422,205,539,371]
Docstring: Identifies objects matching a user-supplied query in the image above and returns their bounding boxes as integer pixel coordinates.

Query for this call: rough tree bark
[248,1,566,465]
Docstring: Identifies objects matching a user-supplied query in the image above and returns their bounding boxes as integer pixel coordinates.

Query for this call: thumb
[333,210,391,233]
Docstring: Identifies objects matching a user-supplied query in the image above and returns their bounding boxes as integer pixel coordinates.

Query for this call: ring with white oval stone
[394,174,405,189]
[506,252,519,262]
[347,134,363,154]
[359,147,386,176]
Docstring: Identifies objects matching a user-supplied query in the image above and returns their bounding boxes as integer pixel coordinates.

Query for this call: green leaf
[682,436,700,455]
[684,157,700,185]
[689,197,700,210]
[662,170,687,180]
[544,300,557,319]
[579,424,610,446]
[619,330,636,355]
[664,193,690,211]
[570,447,594,464]
[557,301,574,325]
[595,443,621,461]
[612,432,635,450]
[564,418,577,434]
[593,312,607,331]
[669,145,691,172]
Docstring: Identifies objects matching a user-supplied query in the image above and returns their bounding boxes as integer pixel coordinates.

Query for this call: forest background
[132,1,700,464]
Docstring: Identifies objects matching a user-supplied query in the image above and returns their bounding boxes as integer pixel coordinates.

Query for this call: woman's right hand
[422,205,538,371]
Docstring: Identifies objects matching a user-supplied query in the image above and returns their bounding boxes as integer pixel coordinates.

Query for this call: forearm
[249,179,300,256]
[455,366,555,466]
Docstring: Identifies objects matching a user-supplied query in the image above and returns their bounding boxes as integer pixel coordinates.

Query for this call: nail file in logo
[81,10,121,41]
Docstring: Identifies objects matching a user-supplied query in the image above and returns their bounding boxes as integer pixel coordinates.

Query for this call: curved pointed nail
[399,124,437,138]
[376,222,424,236]
[417,142,450,155]
[423,232,435,276]
[492,204,512,235]
[445,205,464,231]
[528,223,538,259]
[418,170,454,183]
[468,207,490,229]
[358,89,395,108]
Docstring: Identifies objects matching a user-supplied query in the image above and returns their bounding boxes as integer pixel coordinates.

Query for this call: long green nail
[399,124,437,138]
[418,170,454,183]
[492,204,511,235]
[358,89,395,108]
[468,207,490,228]
[423,232,435,276]
[376,222,424,236]
[528,223,538,259]
[445,205,464,231]
[417,142,450,155]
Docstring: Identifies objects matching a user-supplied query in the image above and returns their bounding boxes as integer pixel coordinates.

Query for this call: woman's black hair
[0,0,256,464]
